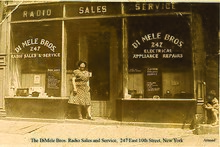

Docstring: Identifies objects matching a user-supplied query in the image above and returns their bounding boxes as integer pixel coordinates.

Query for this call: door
[88,31,110,100]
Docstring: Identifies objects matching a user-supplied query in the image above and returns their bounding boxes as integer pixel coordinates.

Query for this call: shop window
[127,15,193,98]
[10,22,62,97]
[128,73,144,98]
[162,71,193,98]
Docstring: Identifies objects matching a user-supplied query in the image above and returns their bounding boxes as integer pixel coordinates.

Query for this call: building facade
[0,1,219,123]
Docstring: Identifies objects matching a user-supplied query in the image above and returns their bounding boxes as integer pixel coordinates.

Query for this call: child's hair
[77,61,87,67]
[212,97,218,104]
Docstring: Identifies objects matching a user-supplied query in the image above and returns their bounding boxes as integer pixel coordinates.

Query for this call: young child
[204,97,219,126]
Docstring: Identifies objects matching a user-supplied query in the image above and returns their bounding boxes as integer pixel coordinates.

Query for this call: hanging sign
[145,67,162,98]
[46,69,61,97]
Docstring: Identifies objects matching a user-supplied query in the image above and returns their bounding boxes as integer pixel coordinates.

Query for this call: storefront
[3,2,217,123]
[5,2,123,119]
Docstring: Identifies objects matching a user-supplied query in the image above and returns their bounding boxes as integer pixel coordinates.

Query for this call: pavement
[0,117,219,147]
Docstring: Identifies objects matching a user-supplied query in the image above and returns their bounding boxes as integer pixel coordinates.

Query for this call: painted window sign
[10,2,190,21]
[128,15,192,69]
[134,3,176,10]
[11,4,63,21]
[124,2,191,14]
[131,32,184,59]
[22,9,52,18]
[65,3,121,17]
[14,38,56,53]
[11,37,61,59]
[78,5,107,14]
[11,3,120,21]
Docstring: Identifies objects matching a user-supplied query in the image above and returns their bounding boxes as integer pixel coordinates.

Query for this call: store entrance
[87,32,110,100]
[79,21,110,101]
[66,19,121,101]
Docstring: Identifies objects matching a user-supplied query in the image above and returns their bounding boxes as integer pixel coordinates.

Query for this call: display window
[10,21,62,97]
[127,15,193,98]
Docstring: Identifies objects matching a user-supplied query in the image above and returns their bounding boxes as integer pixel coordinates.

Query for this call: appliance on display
[29,87,47,97]
[16,88,29,96]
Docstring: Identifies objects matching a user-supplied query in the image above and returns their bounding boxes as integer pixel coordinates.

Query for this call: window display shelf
[5,96,68,100]
[119,98,196,101]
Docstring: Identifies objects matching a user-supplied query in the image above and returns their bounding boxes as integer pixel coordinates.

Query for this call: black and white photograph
[0,0,219,146]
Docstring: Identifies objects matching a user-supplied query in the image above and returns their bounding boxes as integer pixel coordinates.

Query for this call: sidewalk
[0,116,192,128]
[0,117,219,146]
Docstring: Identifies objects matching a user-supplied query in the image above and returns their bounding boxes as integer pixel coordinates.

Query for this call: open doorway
[66,18,121,100]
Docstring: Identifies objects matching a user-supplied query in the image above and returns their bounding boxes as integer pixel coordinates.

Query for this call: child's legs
[212,109,219,122]
[206,110,213,123]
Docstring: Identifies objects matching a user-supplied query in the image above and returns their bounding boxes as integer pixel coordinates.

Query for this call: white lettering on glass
[14,38,56,53]
[135,3,175,11]
[23,9,52,18]
[79,6,107,14]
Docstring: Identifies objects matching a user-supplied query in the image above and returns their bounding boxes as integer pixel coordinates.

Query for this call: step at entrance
[0,109,6,117]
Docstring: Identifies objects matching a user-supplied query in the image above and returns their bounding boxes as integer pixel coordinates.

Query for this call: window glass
[127,16,193,98]
[10,21,62,97]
